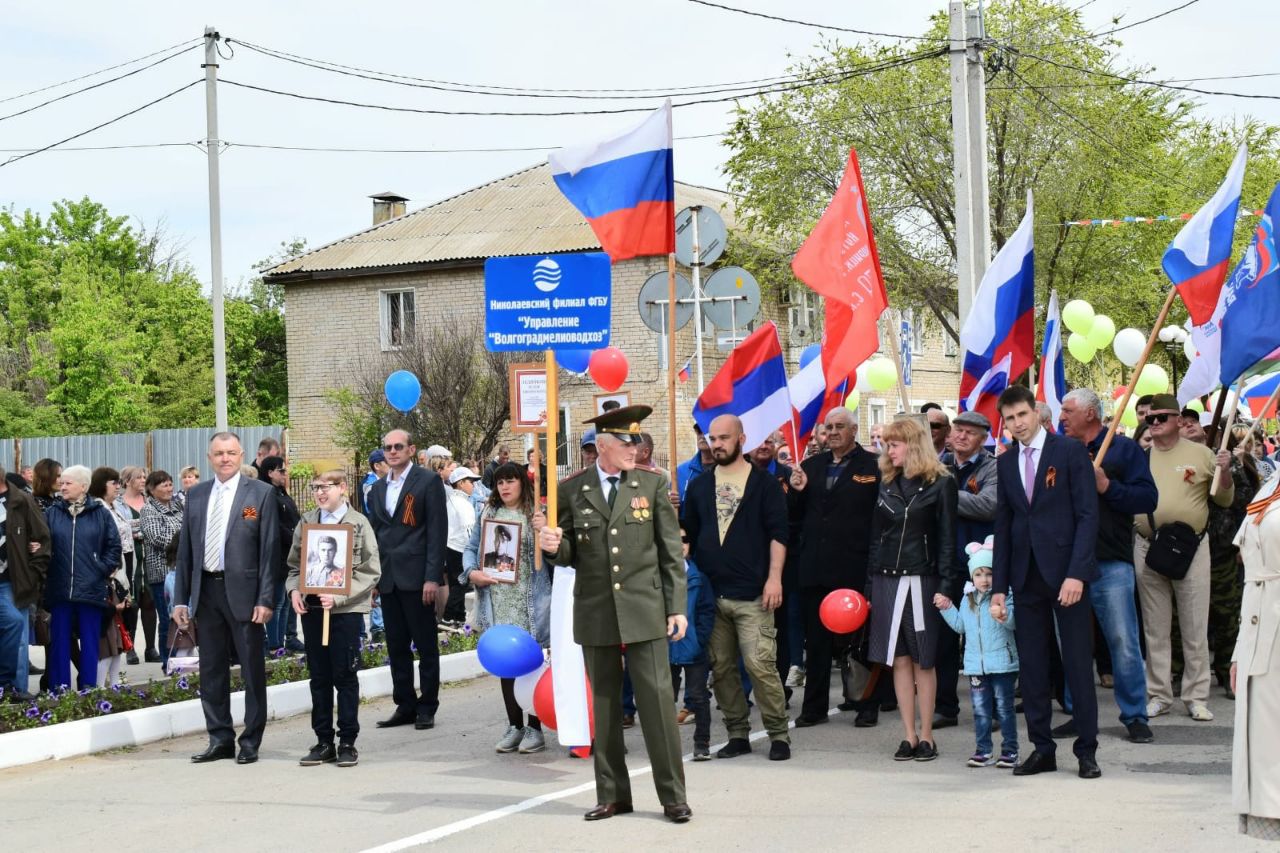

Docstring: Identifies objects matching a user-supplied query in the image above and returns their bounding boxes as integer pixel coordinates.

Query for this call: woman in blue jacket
[43,465,122,690]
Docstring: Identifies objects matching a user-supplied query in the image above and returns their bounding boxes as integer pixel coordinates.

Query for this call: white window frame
[903,308,925,355]
[943,311,959,357]
[869,402,887,426]
[379,288,416,351]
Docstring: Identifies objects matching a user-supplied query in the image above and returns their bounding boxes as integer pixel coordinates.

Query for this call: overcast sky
[3,0,1276,287]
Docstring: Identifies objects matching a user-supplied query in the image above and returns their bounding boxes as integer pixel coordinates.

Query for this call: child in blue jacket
[935,536,1020,769]
[669,528,715,761]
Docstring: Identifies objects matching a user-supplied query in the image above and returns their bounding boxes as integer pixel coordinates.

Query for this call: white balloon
[854,363,870,392]
[1183,336,1198,361]
[513,660,548,711]
[1112,328,1147,368]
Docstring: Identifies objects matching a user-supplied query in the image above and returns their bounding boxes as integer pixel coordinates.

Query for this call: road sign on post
[484,253,611,352]
[900,318,913,387]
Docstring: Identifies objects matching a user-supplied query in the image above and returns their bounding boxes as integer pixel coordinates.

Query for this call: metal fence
[0,426,286,480]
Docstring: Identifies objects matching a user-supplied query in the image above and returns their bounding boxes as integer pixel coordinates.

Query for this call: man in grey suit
[173,432,280,764]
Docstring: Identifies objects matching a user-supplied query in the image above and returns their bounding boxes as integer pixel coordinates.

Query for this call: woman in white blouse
[1232,469,1280,840]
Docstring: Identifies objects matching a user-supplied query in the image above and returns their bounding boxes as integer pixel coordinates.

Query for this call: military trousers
[708,596,791,743]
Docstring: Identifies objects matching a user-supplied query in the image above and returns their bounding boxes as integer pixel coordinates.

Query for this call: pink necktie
[1023,446,1036,503]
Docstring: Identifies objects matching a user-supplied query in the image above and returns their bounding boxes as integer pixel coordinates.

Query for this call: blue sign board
[900,319,913,387]
[484,252,612,352]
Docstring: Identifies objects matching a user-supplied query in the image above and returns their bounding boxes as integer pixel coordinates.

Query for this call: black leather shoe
[376,709,416,728]
[1078,756,1102,779]
[837,700,858,711]
[768,741,791,761]
[793,714,828,728]
[191,743,235,763]
[716,737,752,758]
[584,802,633,821]
[663,803,693,823]
[126,650,140,666]
[236,745,259,764]
[144,649,161,664]
[1012,751,1057,776]
[1126,721,1154,743]
[1051,719,1078,738]
[854,708,879,728]
[414,712,435,730]
[932,714,959,729]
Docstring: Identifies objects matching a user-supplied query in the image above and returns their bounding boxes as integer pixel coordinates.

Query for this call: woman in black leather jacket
[866,417,960,762]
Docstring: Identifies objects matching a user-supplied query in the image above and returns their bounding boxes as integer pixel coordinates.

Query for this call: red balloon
[1112,385,1128,400]
[820,588,869,634]
[588,347,629,392]
[531,666,595,739]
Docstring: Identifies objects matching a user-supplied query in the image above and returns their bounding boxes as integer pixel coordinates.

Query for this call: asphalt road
[0,669,1256,853]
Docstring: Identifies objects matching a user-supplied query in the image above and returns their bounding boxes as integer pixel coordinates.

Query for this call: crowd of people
[2,392,1278,836]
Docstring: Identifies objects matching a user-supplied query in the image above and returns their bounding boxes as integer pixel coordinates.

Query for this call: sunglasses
[1144,413,1173,425]
[382,442,408,452]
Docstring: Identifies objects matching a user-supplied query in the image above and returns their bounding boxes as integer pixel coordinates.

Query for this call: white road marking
[359,706,833,851]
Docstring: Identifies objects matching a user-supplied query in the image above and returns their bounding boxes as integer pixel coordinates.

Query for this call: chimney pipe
[370,191,409,226]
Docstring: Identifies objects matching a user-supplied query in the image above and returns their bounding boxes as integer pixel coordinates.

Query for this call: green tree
[722,0,1280,390]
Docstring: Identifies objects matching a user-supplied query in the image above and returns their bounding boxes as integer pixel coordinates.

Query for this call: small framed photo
[299,523,355,596]
[480,517,522,584]
[593,391,630,415]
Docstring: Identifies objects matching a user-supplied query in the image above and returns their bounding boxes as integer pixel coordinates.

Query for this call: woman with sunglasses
[463,461,551,756]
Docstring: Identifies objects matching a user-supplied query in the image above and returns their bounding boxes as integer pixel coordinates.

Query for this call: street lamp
[1158,325,1191,389]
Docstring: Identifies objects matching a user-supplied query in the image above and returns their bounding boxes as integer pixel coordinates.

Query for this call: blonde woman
[866,417,960,762]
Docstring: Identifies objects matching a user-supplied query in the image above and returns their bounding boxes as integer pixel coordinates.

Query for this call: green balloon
[1086,314,1116,349]
[866,358,898,391]
[1062,299,1096,336]
[1187,399,1205,414]
[1134,364,1169,396]
[844,390,861,412]
[1067,332,1097,363]
[1121,399,1139,429]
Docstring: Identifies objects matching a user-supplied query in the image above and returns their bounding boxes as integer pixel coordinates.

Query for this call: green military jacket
[552,466,685,646]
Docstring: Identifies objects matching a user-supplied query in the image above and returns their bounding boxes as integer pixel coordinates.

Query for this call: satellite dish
[702,266,760,330]
[637,272,694,333]
[675,206,727,267]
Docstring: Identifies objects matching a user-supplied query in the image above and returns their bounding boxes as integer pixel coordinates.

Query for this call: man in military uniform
[539,405,691,824]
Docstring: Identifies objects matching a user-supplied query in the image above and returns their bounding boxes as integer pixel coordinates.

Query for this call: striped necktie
[204,484,225,572]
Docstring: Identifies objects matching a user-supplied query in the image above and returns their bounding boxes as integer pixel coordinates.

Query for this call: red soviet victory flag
[790,147,889,390]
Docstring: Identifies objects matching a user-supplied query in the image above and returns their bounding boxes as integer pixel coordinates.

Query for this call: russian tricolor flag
[958,192,1036,428]
[693,322,792,453]
[1036,290,1066,430]
[781,352,848,460]
[677,357,692,383]
[548,101,675,262]
[1163,143,1247,326]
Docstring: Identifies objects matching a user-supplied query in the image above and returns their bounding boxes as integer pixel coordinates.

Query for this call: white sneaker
[495,725,524,753]
[518,726,546,753]
[785,665,805,688]
[1146,700,1171,718]
[1187,702,1214,722]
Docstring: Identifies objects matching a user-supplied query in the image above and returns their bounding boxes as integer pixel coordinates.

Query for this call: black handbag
[1144,513,1203,581]
[838,628,883,704]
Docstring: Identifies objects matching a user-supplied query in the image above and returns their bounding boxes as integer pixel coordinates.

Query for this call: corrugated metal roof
[266,163,735,278]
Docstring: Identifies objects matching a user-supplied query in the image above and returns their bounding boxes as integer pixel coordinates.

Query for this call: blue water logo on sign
[484,252,612,352]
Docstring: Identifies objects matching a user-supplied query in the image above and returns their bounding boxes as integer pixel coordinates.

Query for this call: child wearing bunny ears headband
[935,536,1021,769]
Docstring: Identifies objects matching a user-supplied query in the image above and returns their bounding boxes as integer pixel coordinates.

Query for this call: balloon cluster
[1062,300,1117,363]
[477,625,594,736]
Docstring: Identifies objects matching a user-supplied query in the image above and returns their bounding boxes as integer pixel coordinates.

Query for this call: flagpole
[667,252,680,499]
[1096,288,1179,466]
[1207,383,1231,446]
[1210,382,1241,498]
[544,349,559,557]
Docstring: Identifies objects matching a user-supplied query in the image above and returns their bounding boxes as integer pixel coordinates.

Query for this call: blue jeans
[266,580,288,650]
[0,581,30,691]
[971,671,1019,756]
[149,581,170,667]
[1064,559,1148,725]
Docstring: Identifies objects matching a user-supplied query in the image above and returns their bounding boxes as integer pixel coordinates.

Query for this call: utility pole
[203,26,229,431]
[949,2,992,331]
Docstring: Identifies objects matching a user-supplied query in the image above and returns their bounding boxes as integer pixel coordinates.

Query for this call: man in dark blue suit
[991,385,1101,779]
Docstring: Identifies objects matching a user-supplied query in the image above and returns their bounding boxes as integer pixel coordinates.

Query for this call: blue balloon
[558,349,592,374]
[799,343,821,370]
[476,624,544,678]
[384,370,421,413]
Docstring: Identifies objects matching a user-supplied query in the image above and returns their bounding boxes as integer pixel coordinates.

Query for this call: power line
[1040,0,1202,47]
[1006,46,1280,101]
[684,0,945,41]
[0,141,199,153]
[227,37,810,96]
[0,80,201,168]
[0,36,202,105]
[0,44,201,124]
[218,48,945,117]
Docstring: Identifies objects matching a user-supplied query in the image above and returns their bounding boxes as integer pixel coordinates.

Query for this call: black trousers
[301,606,362,744]
[443,550,468,623]
[382,587,440,715]
[934,622,962,718]
[1016,567,1098,759]
[195,572,267,749]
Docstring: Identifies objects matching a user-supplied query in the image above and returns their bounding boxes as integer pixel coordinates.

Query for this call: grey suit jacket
[174,476,280,621]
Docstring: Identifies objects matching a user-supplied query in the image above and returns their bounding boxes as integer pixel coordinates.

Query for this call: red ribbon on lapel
[402,493,416,526]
